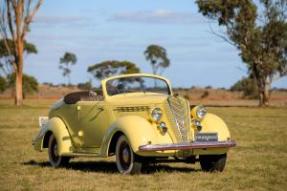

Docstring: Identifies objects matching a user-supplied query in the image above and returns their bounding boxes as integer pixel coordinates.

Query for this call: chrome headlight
[151,108,163,122]
[196,105,207,120]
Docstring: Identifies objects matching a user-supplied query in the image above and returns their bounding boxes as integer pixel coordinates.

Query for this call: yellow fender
[100,115,172,157]
[200,113,231,141]
[44,117,73,156]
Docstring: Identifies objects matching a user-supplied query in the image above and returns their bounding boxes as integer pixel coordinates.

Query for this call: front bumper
[139,140,236,151]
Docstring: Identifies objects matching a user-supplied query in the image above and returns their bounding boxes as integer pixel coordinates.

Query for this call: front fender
[100,115,172,156]
[33,117,73,156]
[200,113,231,141]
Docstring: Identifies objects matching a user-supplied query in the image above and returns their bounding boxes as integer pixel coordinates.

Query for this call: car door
[52,102,85,149]
[76,101,108,148]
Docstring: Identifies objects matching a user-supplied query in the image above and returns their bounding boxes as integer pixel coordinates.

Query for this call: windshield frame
[101,73,173,99]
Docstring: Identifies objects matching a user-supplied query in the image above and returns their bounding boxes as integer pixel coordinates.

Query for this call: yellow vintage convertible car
[33,73,236,174]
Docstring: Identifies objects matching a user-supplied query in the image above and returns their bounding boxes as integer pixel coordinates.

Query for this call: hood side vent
[114,106,150,112]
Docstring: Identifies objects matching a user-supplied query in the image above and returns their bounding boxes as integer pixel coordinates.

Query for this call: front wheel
[115,135,142,174]
[199,154,227,172]
[48,134,70,167]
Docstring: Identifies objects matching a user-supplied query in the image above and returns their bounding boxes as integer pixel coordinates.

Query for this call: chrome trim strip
[139,140,236,151]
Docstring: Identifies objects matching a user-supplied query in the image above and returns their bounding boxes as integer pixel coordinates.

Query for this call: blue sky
[25,0,287,88]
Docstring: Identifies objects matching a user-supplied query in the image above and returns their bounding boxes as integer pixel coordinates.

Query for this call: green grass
[0,99,287,191]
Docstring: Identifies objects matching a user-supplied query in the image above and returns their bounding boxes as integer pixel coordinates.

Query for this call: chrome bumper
[139,140,236,151]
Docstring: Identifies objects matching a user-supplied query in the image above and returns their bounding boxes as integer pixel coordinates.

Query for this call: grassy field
[0,99,287,191]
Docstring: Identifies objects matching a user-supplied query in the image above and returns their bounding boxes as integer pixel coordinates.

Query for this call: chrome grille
[114,106,150,112]
[167,96,191,142]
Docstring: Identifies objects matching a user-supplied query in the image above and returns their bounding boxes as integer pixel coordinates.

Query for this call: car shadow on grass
[23,160,199,174]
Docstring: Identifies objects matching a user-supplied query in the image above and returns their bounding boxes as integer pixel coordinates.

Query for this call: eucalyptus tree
[87,60,140,81]
[196,0,287,106]
[0,0,44,105]
[144,44,170,75]
[59,52,77,85]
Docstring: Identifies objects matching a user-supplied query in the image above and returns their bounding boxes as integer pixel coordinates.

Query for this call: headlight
[191,105,207,120]
[196,105,207,120]
[151,107,163,122]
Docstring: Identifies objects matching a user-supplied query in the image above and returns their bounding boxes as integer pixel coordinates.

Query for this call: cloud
[109,9,206,25]
[33,15,90,25]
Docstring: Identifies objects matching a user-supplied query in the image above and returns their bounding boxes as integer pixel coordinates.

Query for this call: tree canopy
[196,0,287,106]
[7,73,38,98]
[0,39,37,57]
[59,52,77,85]
[60,52,77,65]
[144,44,170,75]
[87,60,140,81]
[230,76,258,98]
[0,39,37,76]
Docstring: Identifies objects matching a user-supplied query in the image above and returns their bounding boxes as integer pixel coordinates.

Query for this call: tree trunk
[15,68,23,106]
[13,1,25,106]
[14,39,24,106]
[257,77,270,107]
[68,74,71,86]
[252,61,271,107]
[263,77,271,106]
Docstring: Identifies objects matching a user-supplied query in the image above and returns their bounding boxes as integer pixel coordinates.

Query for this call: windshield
[106,76,171,96]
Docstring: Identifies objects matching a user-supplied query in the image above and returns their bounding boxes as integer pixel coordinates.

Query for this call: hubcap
[122,148,130,163]
[119,142,131,170]
[53,144,58,157]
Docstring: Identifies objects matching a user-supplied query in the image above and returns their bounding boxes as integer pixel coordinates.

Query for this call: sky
[25,0,287,88]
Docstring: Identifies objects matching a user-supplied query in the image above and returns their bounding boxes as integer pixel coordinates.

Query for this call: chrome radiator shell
[166,96,191,143]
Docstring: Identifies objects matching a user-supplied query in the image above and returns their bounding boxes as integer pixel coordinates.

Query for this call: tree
[7,73,38,98]
[59,52,77,85]
[0,39,37,76]
[87,60,140,81]
[0,0,44,106]
[144,44,170,75]
[196,0,287,106]
[77,81,92,90]
[230,76,258,98]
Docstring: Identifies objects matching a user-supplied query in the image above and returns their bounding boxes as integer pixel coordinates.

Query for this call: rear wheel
[115,135,142,174]
[199,154,227,172]
[48,134,70,167]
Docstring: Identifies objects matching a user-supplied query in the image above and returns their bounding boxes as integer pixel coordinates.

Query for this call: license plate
[195,133,218,142]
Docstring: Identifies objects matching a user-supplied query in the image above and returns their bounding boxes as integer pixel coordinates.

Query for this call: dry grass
[2,86,287,107]
[175,89,287,107]
[0,99,287,191]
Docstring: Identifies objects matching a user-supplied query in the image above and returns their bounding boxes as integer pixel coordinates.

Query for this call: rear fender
[38,117,73,155]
